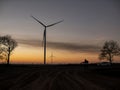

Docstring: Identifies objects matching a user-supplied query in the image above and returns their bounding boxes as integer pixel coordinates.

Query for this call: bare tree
[99,40,120,63]
[0,35,17,64]
[0,47,7,60]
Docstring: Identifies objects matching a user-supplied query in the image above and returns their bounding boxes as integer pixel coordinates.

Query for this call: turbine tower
[31,16,63,64]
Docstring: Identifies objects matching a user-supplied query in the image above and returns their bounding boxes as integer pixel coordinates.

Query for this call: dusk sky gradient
[0,0,120,64]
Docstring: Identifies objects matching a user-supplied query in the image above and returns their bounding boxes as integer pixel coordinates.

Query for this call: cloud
[48,42,100,53]
[17,39,42,47]
[16,39,100,53]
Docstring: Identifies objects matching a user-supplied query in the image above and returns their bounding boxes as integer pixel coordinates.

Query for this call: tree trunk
[7,47,10,65]
[109,53,112,64]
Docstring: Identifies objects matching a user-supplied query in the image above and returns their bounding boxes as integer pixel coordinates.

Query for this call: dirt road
[0,65,119,90]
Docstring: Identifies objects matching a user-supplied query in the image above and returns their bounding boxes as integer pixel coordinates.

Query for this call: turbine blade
[47,20,64,27]
[31,15,46,27]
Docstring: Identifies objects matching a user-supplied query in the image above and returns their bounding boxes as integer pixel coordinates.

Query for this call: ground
[0,64,120,90]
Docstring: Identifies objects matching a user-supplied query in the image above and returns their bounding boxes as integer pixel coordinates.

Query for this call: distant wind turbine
[31,16,63,64]
[50,52,55,64]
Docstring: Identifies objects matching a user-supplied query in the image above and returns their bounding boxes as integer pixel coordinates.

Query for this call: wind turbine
[31,16,63,64]
[50,52,55,64]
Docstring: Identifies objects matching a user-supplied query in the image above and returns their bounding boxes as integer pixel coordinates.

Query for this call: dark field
[0,64,120,90]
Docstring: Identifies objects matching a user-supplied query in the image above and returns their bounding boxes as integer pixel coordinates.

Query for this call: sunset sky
[0,0,120,64]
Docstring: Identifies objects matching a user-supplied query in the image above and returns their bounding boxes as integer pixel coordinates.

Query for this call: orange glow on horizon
[3,43,118,64]
[8,45,102,64]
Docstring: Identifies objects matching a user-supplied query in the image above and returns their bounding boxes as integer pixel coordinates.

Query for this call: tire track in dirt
[35,71,61,90]
[41,71,85,90]
[17,70,106,90]
[76,71,120,90]
[42,71,106,90]
[12,70,59,90]
[9,70,49,90]
[65,71,105,90]
[0,70,32,90]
